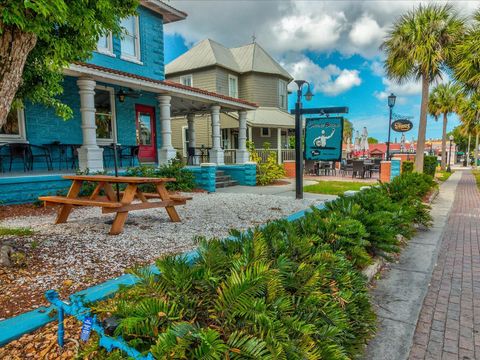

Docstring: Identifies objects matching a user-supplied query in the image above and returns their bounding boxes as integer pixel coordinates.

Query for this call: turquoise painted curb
[0,203,325,347]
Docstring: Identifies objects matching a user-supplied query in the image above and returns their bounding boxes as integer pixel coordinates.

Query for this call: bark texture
[0,24,37,127]
[475,133,479,169]
[440,113,448,170]
[415,74,429,172]
[467,134,471,166]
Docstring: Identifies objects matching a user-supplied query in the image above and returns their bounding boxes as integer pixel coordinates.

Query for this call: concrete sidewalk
[364,171,462,360]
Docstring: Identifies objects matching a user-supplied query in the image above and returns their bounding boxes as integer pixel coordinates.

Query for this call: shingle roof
[166,39,292,80]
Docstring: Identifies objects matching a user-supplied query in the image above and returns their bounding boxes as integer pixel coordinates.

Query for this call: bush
[423,156,437,177]
[125,158,195,192]
[247,141,285,186]
[82,172,435,359]
[402,161,414,173]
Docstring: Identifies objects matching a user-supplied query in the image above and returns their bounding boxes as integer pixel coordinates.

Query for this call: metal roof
[246,107,295,128]
[166,39,293,80]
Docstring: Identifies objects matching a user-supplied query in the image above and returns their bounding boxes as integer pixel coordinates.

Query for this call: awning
[246,107,295,128]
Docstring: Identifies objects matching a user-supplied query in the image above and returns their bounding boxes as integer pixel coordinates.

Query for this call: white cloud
[374,77,422,104]
[348,15,386,48]
[369,61,384,77]
[282,56,362,96]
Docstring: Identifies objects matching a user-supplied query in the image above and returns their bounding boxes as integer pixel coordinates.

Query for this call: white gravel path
[1,193,322,294]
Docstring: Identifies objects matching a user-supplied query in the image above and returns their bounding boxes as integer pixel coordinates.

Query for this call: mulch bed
[0,204,55,221]
[0,316,82,359]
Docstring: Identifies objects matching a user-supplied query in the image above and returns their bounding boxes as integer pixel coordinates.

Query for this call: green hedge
[423,156,437,177]
[402,161,414,173]
[81,173,435,360]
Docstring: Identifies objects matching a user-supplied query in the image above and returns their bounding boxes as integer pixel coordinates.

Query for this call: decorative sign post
[305,117,344,161]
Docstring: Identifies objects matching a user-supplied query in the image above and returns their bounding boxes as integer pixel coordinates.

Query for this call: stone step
[215,175,231,182]
[216,170,225,176]
[215,180,238,188]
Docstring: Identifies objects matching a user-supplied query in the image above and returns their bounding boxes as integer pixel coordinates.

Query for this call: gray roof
[166,39,292,80]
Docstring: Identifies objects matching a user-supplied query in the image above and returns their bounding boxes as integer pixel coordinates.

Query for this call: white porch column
[209,105,224,165]
[157,95,177,164]
[277,127,282,164]
[236,110,249,164]
[248,126,253,142]
[77,78,104,172]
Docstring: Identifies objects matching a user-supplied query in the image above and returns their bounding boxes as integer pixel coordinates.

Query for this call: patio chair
[120,145,140,167]
[352,160,365,179]
[102,145,117,168]
[340,160,352,177]
[8,143,31,172]
[28,144,53,171]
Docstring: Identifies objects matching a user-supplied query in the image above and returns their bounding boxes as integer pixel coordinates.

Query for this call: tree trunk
[414,74,429,172]
[0,24,37,127]
[440,113,448,170]
[475,132,479,169]
[467,133,471,166]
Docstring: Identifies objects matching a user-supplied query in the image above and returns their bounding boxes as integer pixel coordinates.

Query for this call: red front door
[135,105,156,162]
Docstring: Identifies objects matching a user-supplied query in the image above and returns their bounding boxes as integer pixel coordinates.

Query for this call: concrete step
[215,175,231,182]
[215,180,238,188]
[216,170,225,176]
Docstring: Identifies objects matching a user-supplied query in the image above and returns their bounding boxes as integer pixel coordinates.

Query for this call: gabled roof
[166,39,292,80]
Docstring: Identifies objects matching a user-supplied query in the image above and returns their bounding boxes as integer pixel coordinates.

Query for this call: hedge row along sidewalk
[60,172,436,360]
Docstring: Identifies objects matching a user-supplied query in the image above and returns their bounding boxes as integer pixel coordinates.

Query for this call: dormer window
[120,16,141,63]
[228,74,238,98]
[279,79,288,109]
[180,74,193,87]
[97,32,113,56]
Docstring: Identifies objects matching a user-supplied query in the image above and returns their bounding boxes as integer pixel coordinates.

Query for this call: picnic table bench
[39,175,192,235]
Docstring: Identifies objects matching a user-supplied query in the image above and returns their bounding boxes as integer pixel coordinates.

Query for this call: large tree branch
[0,24,37,127]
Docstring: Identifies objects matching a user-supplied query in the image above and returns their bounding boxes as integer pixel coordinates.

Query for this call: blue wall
[0,175,71,204]
[87,6,165,80]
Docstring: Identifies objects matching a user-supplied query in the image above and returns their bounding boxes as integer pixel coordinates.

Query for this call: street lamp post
[386,93,396,160]
[294,80,313,200]
[447,134,454,173]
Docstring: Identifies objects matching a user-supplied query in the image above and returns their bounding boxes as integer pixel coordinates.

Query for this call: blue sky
[164,0,479,142]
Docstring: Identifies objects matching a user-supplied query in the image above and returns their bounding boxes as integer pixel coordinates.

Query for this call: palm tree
[457,93,480,168]
[381,4,465,172]
[428,82,462,170]
[452,10,480,92]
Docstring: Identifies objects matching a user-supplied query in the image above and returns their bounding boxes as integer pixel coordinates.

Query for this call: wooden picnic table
[38,175,191,235]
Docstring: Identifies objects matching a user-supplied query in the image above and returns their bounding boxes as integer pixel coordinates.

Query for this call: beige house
[165,39,295,164]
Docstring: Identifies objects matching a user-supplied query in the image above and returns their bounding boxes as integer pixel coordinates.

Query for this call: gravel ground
[0,192,322,318]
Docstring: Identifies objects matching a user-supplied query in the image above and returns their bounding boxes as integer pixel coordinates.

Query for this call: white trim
[228,74,239,98]
[0,108,27,143]
[96,32,115,57]
[95,85,117,145]
[179,74,193,87]
[120,15,141,63]
[278,79,287,109]
[65,64,257,111]
[260,127,271,138]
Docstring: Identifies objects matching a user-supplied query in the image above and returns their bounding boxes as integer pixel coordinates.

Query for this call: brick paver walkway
[409,171,480,360]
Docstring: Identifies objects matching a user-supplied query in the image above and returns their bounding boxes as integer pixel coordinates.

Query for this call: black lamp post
[447,134,454,173]
[294,80,313,200]
[386,93,396,160]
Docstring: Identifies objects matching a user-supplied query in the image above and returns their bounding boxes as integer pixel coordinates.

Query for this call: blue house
[0,0,257,203]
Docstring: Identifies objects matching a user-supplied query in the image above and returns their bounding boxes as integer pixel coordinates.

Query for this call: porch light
[117,89,126,103]
[305,84,313,102]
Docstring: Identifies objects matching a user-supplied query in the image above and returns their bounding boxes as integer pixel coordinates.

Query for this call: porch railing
[281,149,295,162]
[224,149,236,164]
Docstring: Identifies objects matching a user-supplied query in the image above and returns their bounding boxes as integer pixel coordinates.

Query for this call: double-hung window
[95,87,116,144]
[0,108,26,142]
[279,79,288,109]
[120,16,141,62]
[180,74,193,87]
[97,32,113,56]
[228,74,238,98]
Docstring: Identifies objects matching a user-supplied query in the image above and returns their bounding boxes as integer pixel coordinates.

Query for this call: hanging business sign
[391,119,413,132]
[304,117,344,161]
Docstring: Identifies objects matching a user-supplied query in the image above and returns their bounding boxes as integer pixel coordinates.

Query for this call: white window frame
[0,108,27,143]
[278,79,287,109]
[260,127,271,138]
[120,15,142,64]
[228,74,239,98]
[180,74,193,87]
[95,85,117,145]
[96,32,115,57]
[181,125,189,157]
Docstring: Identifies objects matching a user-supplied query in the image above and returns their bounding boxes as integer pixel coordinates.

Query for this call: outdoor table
[38,175,191,235]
